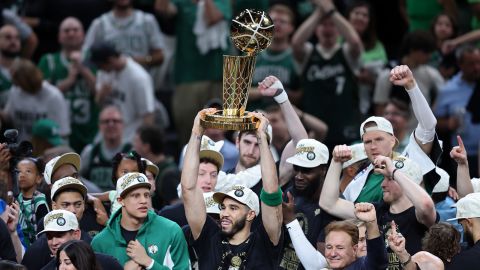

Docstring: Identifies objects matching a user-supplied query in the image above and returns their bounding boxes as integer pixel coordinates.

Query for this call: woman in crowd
[56,240,101,270]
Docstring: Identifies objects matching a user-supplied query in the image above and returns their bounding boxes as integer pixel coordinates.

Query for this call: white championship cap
[213,185,260,216]
[286,139,329,168]
[37,210,79,236]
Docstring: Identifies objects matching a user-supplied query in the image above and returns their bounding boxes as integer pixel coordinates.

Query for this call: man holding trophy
[180,10,285,269]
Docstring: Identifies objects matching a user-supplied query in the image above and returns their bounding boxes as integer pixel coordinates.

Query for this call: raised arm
[316,0,363,59]
[258,76,308,187]
[373,156,436,227]
[442,30,480,54]
[390,65,437,155]
[387,221,415,270]
[319,145,356,219]
[181,108,216,240]
[253,112,283,245]
[282,192,328,269]
[450,135,474,197]
[154,0,178,18]
[355,203,387,269]
[291,7,322,63]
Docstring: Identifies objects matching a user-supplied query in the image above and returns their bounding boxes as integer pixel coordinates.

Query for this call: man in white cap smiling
[181,109,283,269]
[446,193,480,269]
[91,172,190,269]
[38,209,122,270]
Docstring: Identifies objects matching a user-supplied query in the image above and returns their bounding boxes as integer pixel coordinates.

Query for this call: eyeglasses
[100,119,122,125]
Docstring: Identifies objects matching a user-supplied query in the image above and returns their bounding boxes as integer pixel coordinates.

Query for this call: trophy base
[200,111,258,131]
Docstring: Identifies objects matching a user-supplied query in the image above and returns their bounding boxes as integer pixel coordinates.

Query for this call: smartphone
[7,191,13,205]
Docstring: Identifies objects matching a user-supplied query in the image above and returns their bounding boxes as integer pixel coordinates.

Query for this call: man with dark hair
[38,209,122,270]
[0,24,21,108]
[133,124,179,209]
[22,177,99,270]
[181,109,284,269]
[92,172,190,269]
[90,41,155,142]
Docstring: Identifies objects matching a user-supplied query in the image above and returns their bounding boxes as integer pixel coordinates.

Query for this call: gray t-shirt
[4,81,70,142]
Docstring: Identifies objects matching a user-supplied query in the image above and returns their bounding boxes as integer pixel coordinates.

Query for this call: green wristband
[260,187,283,206]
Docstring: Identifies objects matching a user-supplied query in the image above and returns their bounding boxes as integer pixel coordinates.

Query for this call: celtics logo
[234,189,244,197]
[231,256,242,267]
[306,151,316,161]
[136,175,146,183]
[395,160,404,169]
[57,217,66,226]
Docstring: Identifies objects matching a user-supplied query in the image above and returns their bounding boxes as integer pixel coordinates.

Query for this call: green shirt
[171,0,232,84]
[356,172,384,203]
[17,192,49,247]
[38,52,99,153]
[406,0,443,31]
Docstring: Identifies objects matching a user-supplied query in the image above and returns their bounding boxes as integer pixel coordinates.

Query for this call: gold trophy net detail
[201,9,274,130]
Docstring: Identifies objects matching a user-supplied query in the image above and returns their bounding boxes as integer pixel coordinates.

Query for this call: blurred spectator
[90,42,155,142]
[435,46,480,178]
[80,105,131,191]
[339,143,368,193]
[2,59,70,143]
[347,1,388,117]
[373,31,443,120]
[0,202,23,263]
[292,0,363,149]
[0,9,38,59]
[248,3,301,110]
[31,119,65,157]
[404,0,457,32]
[155,0,231,146]
[133,124,179,210]
[430,13,458,79]
[0,24,21,108]
[83,0,165,90]
[38,17,99,154]
[383,98,411,153]
[11,0,110,61]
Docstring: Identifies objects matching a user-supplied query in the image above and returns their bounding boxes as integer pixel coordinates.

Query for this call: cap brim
[52,183,88,200]
[212,191,228,205]
[120,182,151,198]
[285,156,320,168]
[146,164,159,177]
[200,150,224,170]
[53,153,81,173]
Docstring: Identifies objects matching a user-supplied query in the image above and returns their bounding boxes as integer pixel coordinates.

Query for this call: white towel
[193,0,228,55]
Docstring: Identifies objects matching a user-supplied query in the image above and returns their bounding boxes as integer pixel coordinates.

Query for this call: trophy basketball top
[231,9,274,56]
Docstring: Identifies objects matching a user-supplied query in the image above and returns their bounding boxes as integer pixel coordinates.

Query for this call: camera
[4,129,33,158]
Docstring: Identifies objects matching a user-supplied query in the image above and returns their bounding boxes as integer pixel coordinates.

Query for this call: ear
[235,136,240,148]
[246,210,256,222]
[73,229,81,240]
[352,244,358,255]
[117,196,125,207]
[390,136,396,149]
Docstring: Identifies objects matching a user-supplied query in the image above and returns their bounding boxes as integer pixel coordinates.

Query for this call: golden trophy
[200,9,274,130]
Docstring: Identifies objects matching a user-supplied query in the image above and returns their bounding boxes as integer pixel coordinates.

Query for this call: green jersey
[17,191,49,247]
[38,52,99,153]
[0,66,12,108]
[355,172,384,203]
[248,48,300,110]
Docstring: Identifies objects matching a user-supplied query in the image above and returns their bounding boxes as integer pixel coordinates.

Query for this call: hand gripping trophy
[200,9,274,130]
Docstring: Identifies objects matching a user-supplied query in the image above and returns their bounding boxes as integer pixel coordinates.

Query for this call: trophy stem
[222,55,256,118]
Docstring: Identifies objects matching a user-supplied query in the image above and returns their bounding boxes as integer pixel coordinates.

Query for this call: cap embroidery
[395,160,404,169]
[57,217,66,226]
[306,152,316,161]
[45,213,63,226]
[234,189,244,197]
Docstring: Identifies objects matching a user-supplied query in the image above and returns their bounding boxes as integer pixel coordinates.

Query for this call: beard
[1,49,20,58]
[293,178,320,198]
[221,215,247,238]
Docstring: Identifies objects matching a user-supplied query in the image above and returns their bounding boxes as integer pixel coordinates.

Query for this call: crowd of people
[0,0,479,269]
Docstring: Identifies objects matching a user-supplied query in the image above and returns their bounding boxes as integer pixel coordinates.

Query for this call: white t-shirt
[96,57,155,142]
[83,10,164,57]
[4,81,70,142]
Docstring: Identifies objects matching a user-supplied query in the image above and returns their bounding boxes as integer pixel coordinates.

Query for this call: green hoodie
[91,209,190,269]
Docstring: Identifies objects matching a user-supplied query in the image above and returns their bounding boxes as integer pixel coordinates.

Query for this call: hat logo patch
[136,175,146,183]
[307,151,316,161]
[296,146,314,155]
[234,189,244,197]
[395,161,404,169]
[57,217,66,226]
[45,213,63,226]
